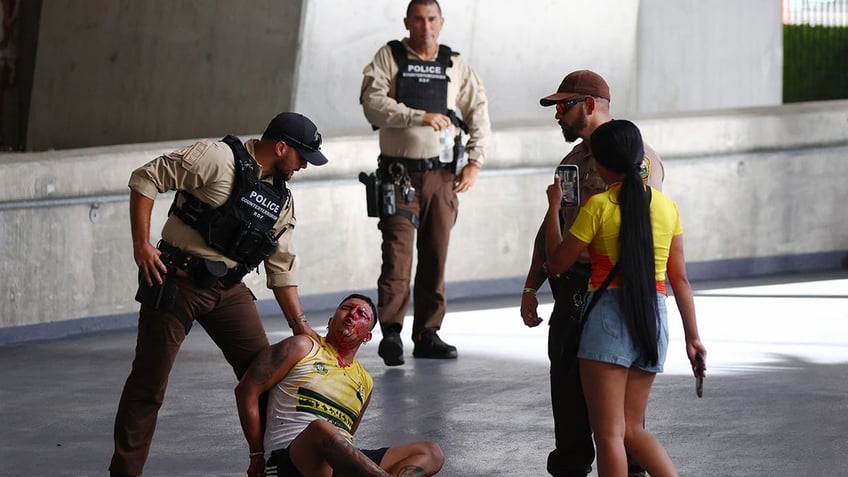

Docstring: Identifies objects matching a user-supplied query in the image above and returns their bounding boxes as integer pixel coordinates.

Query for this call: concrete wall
[2,101,847,344]
[0,0,828,346]
[25,0,303,150]
[294,0,642,133]
[15,0,781,150]
[295,0,782,134]
[637,0,783,114]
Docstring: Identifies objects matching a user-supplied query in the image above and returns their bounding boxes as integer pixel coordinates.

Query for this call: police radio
[380,180,397,216]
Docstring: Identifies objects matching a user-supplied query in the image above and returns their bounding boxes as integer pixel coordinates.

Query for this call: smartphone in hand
[556,164,580,207]
[695,353,706,398]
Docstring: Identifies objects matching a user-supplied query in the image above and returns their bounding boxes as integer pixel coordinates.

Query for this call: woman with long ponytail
[544,119,706,477]
[590,120,659,366]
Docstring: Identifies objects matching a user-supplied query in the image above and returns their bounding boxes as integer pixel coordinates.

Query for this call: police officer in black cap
[109,112,327,477]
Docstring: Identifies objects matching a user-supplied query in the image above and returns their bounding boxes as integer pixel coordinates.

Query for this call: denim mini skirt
[577,288,669,373]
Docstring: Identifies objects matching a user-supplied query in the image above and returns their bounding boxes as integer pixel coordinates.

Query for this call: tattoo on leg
[398,465,426,476]
[319,433,388,476]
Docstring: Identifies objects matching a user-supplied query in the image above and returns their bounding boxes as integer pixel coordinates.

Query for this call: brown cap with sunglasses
[539,69,610,106]
[262,112,329,166]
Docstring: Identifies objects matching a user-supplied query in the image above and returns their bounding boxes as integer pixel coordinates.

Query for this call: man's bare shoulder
[268,334,317,365]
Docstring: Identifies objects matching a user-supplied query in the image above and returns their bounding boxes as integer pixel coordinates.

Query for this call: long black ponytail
[589,120,658,365]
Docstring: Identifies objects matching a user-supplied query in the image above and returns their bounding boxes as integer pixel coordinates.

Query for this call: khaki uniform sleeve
[264,199,299,288]
[644,142,665,191]
[360,44,425,129]
[452,55,491,165]
[127,140,231,207]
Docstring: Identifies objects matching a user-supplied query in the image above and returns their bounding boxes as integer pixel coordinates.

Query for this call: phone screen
[556,164,579,207]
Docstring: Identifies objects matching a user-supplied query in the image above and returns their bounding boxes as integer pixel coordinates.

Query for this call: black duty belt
[378,154,445,173]
[157,241,243,289]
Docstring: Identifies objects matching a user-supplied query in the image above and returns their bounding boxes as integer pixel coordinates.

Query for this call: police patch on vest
[169,135,289,269]
[396,58,448,111]
[242,190,282,220]
[402,61,446,83]
[388,40,452,114]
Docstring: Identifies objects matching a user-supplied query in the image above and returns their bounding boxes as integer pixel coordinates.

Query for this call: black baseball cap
[262,112,329,166]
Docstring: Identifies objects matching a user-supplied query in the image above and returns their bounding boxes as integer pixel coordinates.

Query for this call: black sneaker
[413,329,458,359]
[378,327,404,366]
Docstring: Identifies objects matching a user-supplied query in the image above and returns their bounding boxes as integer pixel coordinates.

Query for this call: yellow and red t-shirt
[569,183,682,294]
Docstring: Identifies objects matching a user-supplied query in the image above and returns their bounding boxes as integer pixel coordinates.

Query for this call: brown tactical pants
[377,167,458,340]
[109,277,269,476]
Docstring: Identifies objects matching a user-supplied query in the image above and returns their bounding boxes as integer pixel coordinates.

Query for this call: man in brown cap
[519,70,664,477]
[110,112,327,477]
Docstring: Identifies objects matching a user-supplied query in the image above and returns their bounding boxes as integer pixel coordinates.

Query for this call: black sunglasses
[555,97,588,114]
[281,132,322,152]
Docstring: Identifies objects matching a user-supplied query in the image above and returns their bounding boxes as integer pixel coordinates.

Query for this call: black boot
[378,323,404,366]
[413,329,458,359]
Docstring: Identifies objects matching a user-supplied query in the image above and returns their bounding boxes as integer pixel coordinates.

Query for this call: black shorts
[265,447,389,477]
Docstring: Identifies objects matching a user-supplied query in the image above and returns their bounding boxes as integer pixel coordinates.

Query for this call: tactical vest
[388,40,453,115]
[169,135,290,271]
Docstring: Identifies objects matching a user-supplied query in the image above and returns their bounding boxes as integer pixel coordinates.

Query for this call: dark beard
[560,109,587,143]
[561,128,580,143]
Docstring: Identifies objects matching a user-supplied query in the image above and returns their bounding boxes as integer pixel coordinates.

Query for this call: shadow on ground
[1,315,847,476]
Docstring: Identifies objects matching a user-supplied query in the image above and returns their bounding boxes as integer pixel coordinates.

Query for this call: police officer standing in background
[109,112,326,477]
[359,0,491,366]
[519,71,664,477]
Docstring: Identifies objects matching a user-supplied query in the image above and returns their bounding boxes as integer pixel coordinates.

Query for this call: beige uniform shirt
[128,138,298,288]
[360,38,491,164]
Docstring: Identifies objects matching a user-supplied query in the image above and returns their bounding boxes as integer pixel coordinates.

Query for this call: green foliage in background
[784,24,848,102]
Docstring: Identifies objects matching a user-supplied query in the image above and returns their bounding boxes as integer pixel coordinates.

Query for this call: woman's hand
[546,178,563,209]
[686,339,707,378]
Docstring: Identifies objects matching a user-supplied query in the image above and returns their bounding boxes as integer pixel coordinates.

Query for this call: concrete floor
[1,272,847,476]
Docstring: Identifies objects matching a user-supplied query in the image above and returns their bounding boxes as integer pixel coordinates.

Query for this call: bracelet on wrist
[522,287,537,295]
[287,313,307,328]
[249,451,264,458]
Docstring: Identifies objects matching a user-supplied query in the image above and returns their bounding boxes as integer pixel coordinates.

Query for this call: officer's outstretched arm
[129,190,168,286]
[273,285,319,340]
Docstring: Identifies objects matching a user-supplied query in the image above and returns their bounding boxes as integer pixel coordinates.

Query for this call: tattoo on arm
[247,339,296,385]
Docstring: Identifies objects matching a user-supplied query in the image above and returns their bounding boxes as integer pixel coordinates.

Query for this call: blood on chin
[334,327,365,342]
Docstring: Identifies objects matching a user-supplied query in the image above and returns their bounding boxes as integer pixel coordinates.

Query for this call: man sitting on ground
[236,293,444,477]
